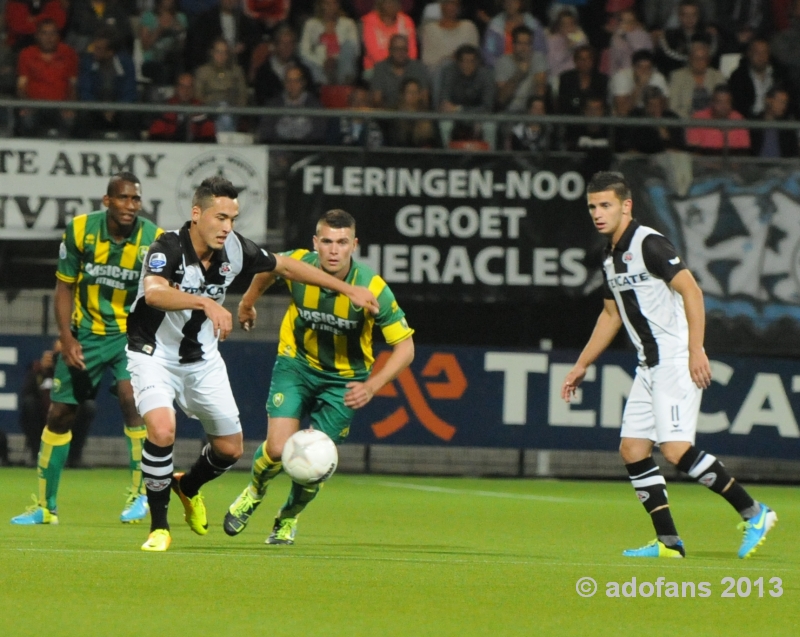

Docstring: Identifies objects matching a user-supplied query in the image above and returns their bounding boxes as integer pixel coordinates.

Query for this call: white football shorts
[127,350,242,436]
[620,360,701,444]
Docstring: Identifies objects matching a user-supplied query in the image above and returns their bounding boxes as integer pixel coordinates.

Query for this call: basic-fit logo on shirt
[84,263,141,289]
[296,308,359,334]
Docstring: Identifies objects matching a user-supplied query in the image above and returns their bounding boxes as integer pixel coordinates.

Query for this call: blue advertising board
[2,336,798,460]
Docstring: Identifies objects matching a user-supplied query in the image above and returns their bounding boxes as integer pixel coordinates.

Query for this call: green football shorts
[51,332,131,405]
[266,356,368,444]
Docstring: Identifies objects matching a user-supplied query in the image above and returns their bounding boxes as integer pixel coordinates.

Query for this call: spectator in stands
[495,25,547,113]
[505,94,551,151]
[18,340,96,467]
[329,82,384,148]
[750,85,798,156]
[370,33,430,109]
[545,8,588,85]
[686,83,751,152]
[610,49,669,115]
[642,0,716,32]
[257,63,327,142]
[386,76,441,147]
[16,19,78,137]
[668,37,726,118]
[194,37,248,132]
[244,0,290,37]
[138,0,188,87]
[557,44,607,115]
[565,93,612,150]
[655,1,718,77]
[147,72,216,141]
[5,0,66,52]
[66,0,134,54]
[256,24,314,104]
[728,38,787,119]
[608,8,652,77]
[299,0,359,86]
[360,0,417,77]
[715,0,772,53]
[77,29,137,139]
[770,0,800,106]
[439,43,494,144]
[623,85,684,152]
[186,0,262,73]
[483,0,546,69]
[420,0,479,73]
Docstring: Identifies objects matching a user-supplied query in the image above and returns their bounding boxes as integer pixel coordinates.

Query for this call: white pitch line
[373,480,621,504]
[3,547,796,573]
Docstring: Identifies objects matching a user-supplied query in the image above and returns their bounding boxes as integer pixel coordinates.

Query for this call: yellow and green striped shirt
[56,211,163,335]
[277,250,414,377]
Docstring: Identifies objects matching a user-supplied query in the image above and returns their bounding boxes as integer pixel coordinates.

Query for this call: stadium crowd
[1,0,799,154]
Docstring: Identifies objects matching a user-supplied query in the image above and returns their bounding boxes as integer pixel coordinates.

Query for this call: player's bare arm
[143,275,233,341]
[54,279,85,370]
[344,336,415,409]
[562,299,622,402]
[669,269,711,389]
[273,254,380,314]
[237,271,279,331]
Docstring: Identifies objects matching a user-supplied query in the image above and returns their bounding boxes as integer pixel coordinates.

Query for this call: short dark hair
[511,25,533,43]
[317,209,356,233]
[632,49,654,66]
[587,171,632,202]
[107,172,140,196]
[712,83,731,97]
[526,94,546,111]
[642,85,665,101]
[400,77,422,93]
[192,176,239,209]
[455,44,480,62]
[766,85,789,99]
[37,18,58,31]
[573,44,594,61]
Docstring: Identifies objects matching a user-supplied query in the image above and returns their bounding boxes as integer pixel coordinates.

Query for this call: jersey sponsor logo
[220,262,232,275]
[59,242,67,260]
[181,283,226,299]
[623,251,634,262]
[607,271,650,290]
[669,257,681,265]
[84,263,141,283]
[148,252,167,272]
[297,308,359,333]
[636,490,649,503]
[370,352,465,442]
[272,392,285,407]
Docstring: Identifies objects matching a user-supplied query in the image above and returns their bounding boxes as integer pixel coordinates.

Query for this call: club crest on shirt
[138,245,149,260]
[623,251,634,262]
[220,262,232,275]
[59,242,67,260]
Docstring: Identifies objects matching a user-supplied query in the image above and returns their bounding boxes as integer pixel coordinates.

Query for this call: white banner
[0,140,269,242]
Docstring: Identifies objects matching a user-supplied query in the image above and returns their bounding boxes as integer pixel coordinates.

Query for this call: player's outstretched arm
[143,276,233,340]
[561,299,622,402]
[344,336,415,409]
[669,269,711,389]
[54,279,85,370]
[238,272,278,331]
[273,254,380,314]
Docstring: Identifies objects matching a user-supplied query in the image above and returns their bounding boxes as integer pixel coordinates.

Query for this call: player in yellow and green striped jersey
[224,209,415,543]
[11,172,163,527]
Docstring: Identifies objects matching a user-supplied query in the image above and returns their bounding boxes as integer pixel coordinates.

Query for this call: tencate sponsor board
[1,337,797,459]
[0,140,268,242]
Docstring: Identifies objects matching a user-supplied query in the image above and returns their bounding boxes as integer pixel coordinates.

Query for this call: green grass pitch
[1,467,797,637]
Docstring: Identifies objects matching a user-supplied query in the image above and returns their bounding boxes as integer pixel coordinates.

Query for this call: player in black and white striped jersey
[561,171,776,560]
[126,176,379,552]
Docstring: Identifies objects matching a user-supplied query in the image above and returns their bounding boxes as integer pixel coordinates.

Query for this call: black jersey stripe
[618,289,659,367]
[178,309,208,364]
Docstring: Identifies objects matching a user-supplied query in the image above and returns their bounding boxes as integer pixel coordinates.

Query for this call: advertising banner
[0,140,268,242]
[285,152,604,302]
[2,336,798,460]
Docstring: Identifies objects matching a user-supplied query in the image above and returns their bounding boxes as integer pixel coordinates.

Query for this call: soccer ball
[281,429,338,486]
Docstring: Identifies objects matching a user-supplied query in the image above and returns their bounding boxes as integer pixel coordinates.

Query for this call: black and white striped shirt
[602,220,688,367]
[127,222,277,364]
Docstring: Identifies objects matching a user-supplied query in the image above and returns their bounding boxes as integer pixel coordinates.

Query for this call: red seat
[448,140,490,151]
[320,85,354,108]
